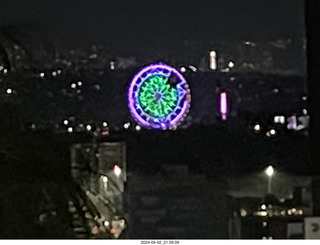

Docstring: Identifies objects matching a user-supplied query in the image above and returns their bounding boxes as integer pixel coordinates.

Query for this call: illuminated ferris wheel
[127,63,191,130]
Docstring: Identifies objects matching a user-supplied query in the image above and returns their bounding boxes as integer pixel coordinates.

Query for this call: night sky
[0,0,306,53]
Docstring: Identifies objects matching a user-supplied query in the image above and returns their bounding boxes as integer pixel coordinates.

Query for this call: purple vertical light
[219,91,228,120]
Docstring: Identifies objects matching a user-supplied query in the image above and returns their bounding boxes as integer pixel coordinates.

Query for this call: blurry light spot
[104,220,110,227]
[209,50,217,70]
[274,115,285,124]
[124,122,130,129]
[302,96,307,101]
[86,124,92,131]
[298,210,303,215]
[265,165,274,177]
[135,125,141,131]
[273,88,279,94]
[240,209,247,217]
[102,122,108,127]
[6,88,13,94]
[78,81,83,86]
[40,72,45,78]
[219,92,228,120]
[263,222,267,227]
[113,164,121,176]
[63,119,69,125]
[228,61,235,68]
[57,69,62,74]
[3,68,8,74]
[52,71,57,77]
[0,65,3,71]
[303,109,308,115]
[253,124,261,132]
[71,83,76,89]
[258,211,268,216]
[102,176,108,183]
[189,65,197,72]
[67,127,73,133]
[261,204,267,210]
[180,67,186,73]
[94,84,101,90]
[89,53,97,59]
[270,129,276,136]
[110,61,115,70]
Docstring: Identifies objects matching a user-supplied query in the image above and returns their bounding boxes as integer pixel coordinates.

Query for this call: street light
[265,165,275,194]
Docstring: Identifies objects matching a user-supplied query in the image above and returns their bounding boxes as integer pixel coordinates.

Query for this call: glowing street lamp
[265,165,275,194]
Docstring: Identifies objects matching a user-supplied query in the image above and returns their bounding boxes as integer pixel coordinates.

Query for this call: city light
[113,164,121,177]
[228,61,235,68]
[6,88,13,95]
[270,128,276,136]
[67,127,73,133]
[265,165,274,177]
[78,81,83,86]
[135,125,141,131]
[274,115,285,124]
[189,65,197,72]
[180,66,186,73]
[265,165,274,194]
[124,122,130,129]
[103,220,110,227]
[63,119,69,125]
[219,91,228,120]
[209,50,217,70]
[240,209,247,217]
[110,61,115,70]
[71,83,76,89]
[101,176,108,183]
[102,122,108,127]
[266,128,277,137]
[253,123,261,132]
[86,124,92,131]
[303,109,308,115]
[40,72,45,78]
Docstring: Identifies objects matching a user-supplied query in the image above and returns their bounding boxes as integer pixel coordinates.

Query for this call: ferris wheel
[127,63,191,130]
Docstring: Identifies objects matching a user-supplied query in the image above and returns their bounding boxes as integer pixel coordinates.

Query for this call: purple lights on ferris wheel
[127,63,191,130]
[219,91,228,120]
